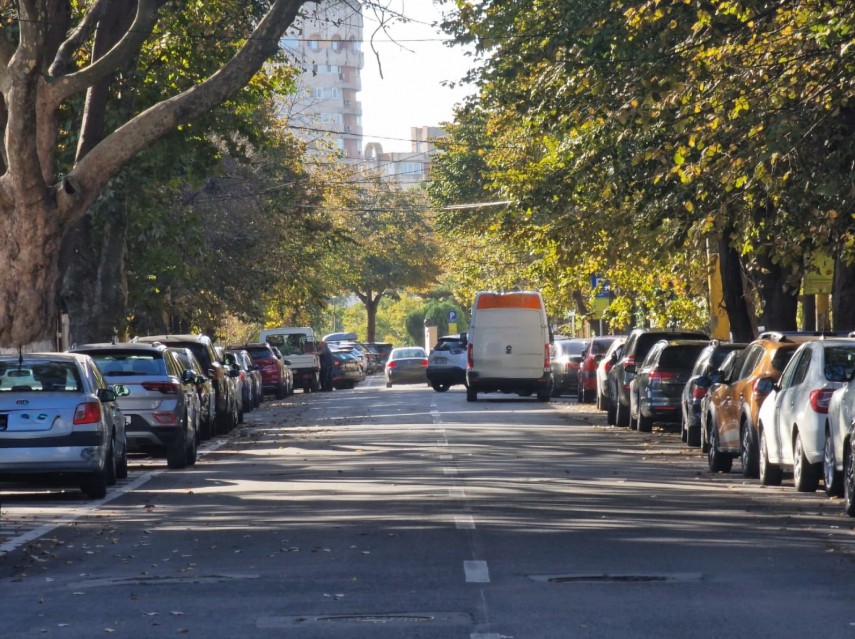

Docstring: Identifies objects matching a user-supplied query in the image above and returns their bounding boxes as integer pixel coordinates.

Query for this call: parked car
[235,342,292,399]
[223,349,257,422]
[135,334,239,435]
[330,351,366,389]
[578,336,622,403]
[385,347,429,387]
[169,346,217,440]
[629,339,710,432]
[680,340,748,447]
[550,338,590,398]
[598,337,626,413]
[609,328,710,426]
[755,339,855,491]
[365,342,394,366]
[827,363,855,503]
[427,334,468,392]
[0,353,127,498]
[702,333,814,476]
[70,342,201,469]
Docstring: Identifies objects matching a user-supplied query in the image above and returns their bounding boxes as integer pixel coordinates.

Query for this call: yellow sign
[803,253,834,295]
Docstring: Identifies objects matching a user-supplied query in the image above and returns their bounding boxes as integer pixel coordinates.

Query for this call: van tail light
[74,401,102,425]
[467,342,474,369]
[544,344,550,371]
[142,381,180,394]
[809,388,835,414]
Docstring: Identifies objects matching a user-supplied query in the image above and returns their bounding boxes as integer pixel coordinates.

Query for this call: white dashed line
[464,560,490,583]
[455,515,475,530]
[449,487,466,499]
[443,467,458,476]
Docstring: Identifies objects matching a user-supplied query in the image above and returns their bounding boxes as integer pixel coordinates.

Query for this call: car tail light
[582,356,597,372]
[387,361,397,369]
[152,413,178,425]
[809,388,835,414]
[648,370,676,388]
[420,359,429,367]
[623,355,636,367]
[74,401,102,425]
[692,385,707,400]
[142,381,180,394]
[604,361,614,373]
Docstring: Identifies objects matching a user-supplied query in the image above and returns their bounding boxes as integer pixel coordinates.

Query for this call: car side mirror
[695,376,711,389]
[112,384,130,397]
[709,370,725,385]
[624,364,636,374]
[283,359,292,366]
[98,387,118,402]
[228,368,240,378]
[181,370,196,384]
[755,376,775,395]
[195,375,206,385]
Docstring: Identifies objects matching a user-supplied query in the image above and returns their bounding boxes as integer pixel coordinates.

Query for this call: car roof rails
[758,331,791,342]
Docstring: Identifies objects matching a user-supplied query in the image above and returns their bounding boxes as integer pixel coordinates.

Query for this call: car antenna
[17,345,23,371]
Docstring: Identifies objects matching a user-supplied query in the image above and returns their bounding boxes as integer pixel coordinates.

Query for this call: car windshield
[824,346,855,382]
[0,360,82,392]
[657,345,708,371]
[433,340,463,352]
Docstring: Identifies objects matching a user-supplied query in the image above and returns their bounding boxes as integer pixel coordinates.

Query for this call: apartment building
[363,126,446,188]
[280,0,364,160]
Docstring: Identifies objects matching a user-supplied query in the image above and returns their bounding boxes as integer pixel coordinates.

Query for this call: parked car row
[0,334,298,499]
[596,327,855,517]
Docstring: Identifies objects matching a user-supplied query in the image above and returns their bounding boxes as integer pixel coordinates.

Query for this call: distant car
[550,338,589,398]
[610,328,710,427]
[235,342,292,399]
[169,346,217,440]
[577,336,622,403]
[427,334,468,392]
[598,337,625,414]
[365,342,394,366]
[385,347,429,387]
[628,339,710,432]
[680,341,748,447]
[330,352,366,389]
[756,339,855,492]
[223,349,257,422]
[0,353,127,498]
[70,342,201,469]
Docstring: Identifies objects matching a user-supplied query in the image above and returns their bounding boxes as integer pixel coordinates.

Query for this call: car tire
[536,387,550,402]
[606,396,616,425]
[686,423,701,448]
[844,443,855,517]
[466,386,477,402]
[793,434,820,492]
[615,399,629,427]
[276,383,288,400]
[740,422,759,478]
[167,421,189,470]
[186,427,198,466]
[824,427,844,497]
[386,380,392,388]
[708,426,732,473]
[638,412,652,433]
[432,382,450,392]
[81,467,108,500]
[116,439,129,480]
[759,427,783,486]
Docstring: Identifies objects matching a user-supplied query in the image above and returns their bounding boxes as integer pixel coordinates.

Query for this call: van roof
[474,291,543,310]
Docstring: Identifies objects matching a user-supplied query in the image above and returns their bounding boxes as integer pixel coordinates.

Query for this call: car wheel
[708,426,732,473]
[550,384,561,398]
[104,437,117,486]
[276,383,287,399]
[793,434,820,492]
[466,386,477,402]
[740,422,759,478]
[638,411,652,433]
[615,398,629,427]
[759,427,783,486]
[116,438,129,480]
[680,408,688,442]
[186,425,198,466]
[606,396,616,425]
[844,443,855,516]
[824,428,843,497]
[536,387,550,402]
[386,379,392,388]
[167,422,189,469]
[432,382,450,392]
[81,466,108,500]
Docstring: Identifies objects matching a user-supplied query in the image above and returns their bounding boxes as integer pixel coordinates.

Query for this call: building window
[308,39,320,51]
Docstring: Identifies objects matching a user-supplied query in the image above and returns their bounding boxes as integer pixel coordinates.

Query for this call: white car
[596,337,625,411]
[756,339,855,492]
[826,356,855,500]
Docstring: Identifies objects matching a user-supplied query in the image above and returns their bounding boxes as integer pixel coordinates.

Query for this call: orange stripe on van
[474,293,543,310]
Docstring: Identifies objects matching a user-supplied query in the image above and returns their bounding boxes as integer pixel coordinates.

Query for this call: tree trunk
[802,295,816,331]
[718,232,755,342]
[60,206,128,345]
[752,253,799,332]
[833,255,855,333]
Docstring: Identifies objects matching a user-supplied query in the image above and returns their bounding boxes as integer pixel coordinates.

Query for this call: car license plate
[434,357,447,365]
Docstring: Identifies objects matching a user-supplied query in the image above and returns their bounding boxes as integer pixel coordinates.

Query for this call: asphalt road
[2,376,855,638]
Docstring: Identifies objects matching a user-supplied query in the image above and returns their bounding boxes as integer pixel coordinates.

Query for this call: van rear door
[473,308,546,379]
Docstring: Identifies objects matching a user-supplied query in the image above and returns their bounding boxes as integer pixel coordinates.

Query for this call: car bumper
[0,433,106,475]
[125,413,185,452]
[387,369,428,385]
[427,366,466,385]
[467,371,551,394]
[640,397,682,423]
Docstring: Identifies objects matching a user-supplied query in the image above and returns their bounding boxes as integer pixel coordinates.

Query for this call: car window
[89,353,166,376]
[770,345,798,374]
[779,348,807,389]
[691,348,713,376]
[0,361,82,392]
[737,346,763,380]
[824,346,855,382]
[641,342,666,369]
[658,344,707,371]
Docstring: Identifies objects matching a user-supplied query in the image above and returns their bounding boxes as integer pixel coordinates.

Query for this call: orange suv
[701,333,817,476]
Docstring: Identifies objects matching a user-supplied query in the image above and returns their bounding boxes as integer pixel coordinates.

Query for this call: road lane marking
[440,454,452,460]
[443,467,458,476]
[455,515,475,530]
[464,560,490,583]
[449,488,466,499]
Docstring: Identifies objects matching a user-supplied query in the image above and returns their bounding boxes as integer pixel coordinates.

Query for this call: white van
[465,291,553,402]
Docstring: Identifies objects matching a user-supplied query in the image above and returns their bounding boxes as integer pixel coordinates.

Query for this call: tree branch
[48,0,110,76]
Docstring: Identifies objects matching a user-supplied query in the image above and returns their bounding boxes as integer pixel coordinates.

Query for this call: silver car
[0,353,127,498]
[69,343,201,469]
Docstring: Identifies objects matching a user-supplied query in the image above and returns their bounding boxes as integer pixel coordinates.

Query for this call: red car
[233,342,293,399]
[578,336,622,403]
